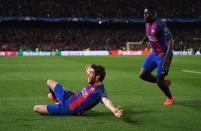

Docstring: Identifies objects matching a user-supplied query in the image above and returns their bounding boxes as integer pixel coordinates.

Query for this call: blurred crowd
[0,23,200,52]
[173,25,201,52]
[0,0,200,52]
[0,24,140,51]
[0,0,200,18]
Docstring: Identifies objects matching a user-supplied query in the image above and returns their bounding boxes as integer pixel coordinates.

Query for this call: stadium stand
[0,0,200,52]
[0,0,200,18]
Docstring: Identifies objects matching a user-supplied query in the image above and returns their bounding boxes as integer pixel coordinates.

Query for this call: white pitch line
[182,70,201,74]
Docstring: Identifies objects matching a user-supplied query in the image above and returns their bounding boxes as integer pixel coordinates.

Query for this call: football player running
[140,5,175,106]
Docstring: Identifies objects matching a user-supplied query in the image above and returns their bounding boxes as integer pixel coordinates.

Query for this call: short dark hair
[145,5,157,12]
[91,64,106,82]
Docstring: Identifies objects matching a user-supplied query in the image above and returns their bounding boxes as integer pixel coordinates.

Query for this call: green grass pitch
[0,56,201,131]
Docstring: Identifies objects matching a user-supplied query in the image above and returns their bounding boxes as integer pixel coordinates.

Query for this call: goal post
[126,41,141,51]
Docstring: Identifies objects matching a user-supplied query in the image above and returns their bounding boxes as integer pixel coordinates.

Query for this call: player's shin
[48,86,59,103]
[48,86,56,97]
[157,82,172,99]
[147,74,157,83]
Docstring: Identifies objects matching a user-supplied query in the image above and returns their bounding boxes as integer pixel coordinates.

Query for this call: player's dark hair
[145,5,157,12]
[91,64,106,82]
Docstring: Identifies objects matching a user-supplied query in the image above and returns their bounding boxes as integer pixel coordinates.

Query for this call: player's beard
[145,16,156,23]
[89,77,96,84]
[145,18,153,23]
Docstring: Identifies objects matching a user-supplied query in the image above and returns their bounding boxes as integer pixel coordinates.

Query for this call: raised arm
[102,97,123,117]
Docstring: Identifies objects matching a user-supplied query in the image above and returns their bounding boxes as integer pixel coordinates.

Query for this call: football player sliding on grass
[34,64,123,117]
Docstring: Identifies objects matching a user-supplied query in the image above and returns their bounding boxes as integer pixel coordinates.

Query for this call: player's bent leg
[139,68,149,80]
[48,93,59,103]
[47,79,58,92]
[139,68,156,83]
[33,105,49,114]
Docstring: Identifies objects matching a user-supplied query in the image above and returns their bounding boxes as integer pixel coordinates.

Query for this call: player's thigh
[54,83,74,101]
[142,54,157,72]
[47,103,71,115]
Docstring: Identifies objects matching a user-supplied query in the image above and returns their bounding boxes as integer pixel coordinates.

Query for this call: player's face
[144,8,154,22]
[87,67,96,84]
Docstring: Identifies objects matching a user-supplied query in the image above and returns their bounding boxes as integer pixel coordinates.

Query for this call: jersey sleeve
[159,21,171,38]
[97,87,107,103]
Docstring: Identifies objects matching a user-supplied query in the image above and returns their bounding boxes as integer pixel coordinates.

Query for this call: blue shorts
[142,53,173,76]
[47,84,74,115]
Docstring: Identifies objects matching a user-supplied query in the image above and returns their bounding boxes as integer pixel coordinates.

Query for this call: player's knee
[156,79,163,86]
[139,69,147,80]
[47,79,57,91]
[139,73,146,80]
[156,77,160,84]
[139,74,143,79]
[47,79,56,86]
[156,76,164,85]
[47,79,52,86]
[33,105,39,112]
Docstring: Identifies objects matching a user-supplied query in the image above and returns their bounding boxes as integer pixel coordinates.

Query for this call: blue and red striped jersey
[68,83,107,114]
[145,19,172,55]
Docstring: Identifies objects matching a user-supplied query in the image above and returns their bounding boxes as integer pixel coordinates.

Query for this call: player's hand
[113,106,123,118]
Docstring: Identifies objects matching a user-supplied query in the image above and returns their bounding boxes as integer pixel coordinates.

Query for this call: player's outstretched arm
[102,97,123,118]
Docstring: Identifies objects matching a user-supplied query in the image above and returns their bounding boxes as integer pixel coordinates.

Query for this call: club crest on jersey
[148,36,155,42]
[91,87,95,92]
[82,88,88,97]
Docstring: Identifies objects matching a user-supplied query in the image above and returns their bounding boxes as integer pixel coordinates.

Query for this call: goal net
[126,42,141,51]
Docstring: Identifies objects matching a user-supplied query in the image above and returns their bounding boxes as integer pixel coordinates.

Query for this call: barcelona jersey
[68,83,107,114]
[142,19,173,76]
[47,83,107,115]
[145,19,172,56]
